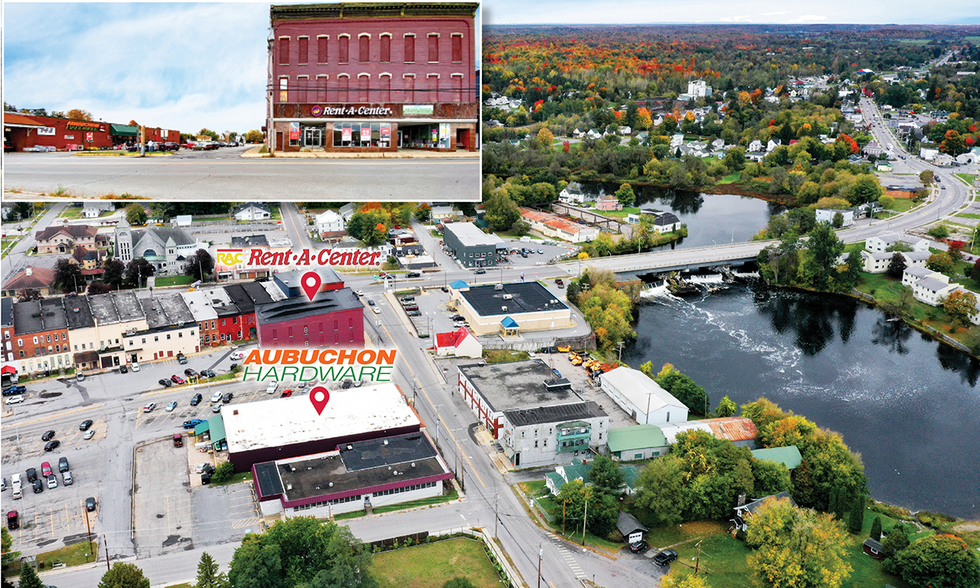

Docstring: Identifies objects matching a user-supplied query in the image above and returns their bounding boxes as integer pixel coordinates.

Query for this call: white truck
[11,473,22,499]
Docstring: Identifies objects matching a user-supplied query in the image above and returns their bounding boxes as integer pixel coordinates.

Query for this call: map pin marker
[310,386,330,416]
[300,271,322,301]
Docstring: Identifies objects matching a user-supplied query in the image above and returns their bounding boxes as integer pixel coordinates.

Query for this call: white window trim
[403,33,416,37]
[402,73,416,78]
[427,32,441,37]
[316,74,329,80]
[379,72,392,79]
[357,73,370,79]
[426,73,440,79]
[450,73,464,78]
[380,32,392,38]
[339,33,351,39]
[358,32,371,38]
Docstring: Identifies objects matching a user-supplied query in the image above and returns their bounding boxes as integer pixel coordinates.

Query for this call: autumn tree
[919,169,935,185]
[745,497,852,588]
[940,129,966,155]
[716,395,737,417]
[244,130,265,143]
[885,534,980,588]
[615,183,636,207]
[98,563,151,588]
[942,290,978,328]
[54,258,84,293]
[926,252,956,275]
[536,127,555,149]
[661,572,709,588]
[66,108,93,121]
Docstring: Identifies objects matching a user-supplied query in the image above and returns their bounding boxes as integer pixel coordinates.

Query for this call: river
[624,281,980,521]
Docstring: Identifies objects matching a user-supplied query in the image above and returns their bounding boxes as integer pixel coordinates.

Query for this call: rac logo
[216,249,244,265]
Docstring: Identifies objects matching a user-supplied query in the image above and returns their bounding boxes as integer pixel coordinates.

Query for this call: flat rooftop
[223,383,420,454]
[255,288,361,324]
[273,432,449,503]
[504,401,606,426]
[459,282,567,317]
[141,293,194,329]
[89,291,144,325]
[444,222,504,247]
[458,359,581,413]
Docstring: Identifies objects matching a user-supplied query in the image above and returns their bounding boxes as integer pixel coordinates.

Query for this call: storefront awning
[110,124,138,136]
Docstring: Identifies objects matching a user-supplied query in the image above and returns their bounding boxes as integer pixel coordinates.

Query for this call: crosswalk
[552,539,587,579]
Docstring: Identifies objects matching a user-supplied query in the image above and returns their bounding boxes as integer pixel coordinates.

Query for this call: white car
[195,462,211,474]
[143,402,156,413]
[266,382,279,394]
[131,362,141,372]
[372,306,381,315]
[210,391,223,404]
[6,395,24,405]
[166,401,178,412]
[229,351,245,360]
[84,430,95,440]
[354,290,365,297]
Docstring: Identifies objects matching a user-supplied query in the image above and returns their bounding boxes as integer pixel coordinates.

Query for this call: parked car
[211,403,222,413]
[58,457,69,473]
[183,419,203,430]
[76,372,86,381]
[221,392,234,404]
[42,430,55,441]
[79,420,94,431]
[5,395,24,405]
[403,305,419,311]
[211,391,223,403]
[474,268,486,274]
[555,278,564,288]
[119,365,128,374]
[84,430,95,440]
[190,393,203,406]
[62,471,73,485]
[265,382,278,395]
[3,385,26,396]
[44,440,60,452]
[26,468,37,483]
[184,368,198,377]
[41,462,52,477]
[131,362,141,372]
[629,541,649,554]
[229,351,245,360]
[400,295,415,302]
[143,402,156,413]
[653,549,678,566]
[195,462,211,474]
[7,511,19,530]
[200,369,216,378]
[280,389,293,398]
[406,272,421,278]
[32,479,43,493]
[159,379,172,388]
[173,434,183,448]
[1,478,5,492]
[407,310,422,316]
[85,497,97,512]
[166,401,178,412]
[171,375,185,385]
[46,475,58,489]
[177,353,188,364]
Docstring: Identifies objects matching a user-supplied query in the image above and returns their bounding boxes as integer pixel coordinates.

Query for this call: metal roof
[607,425,668,453]
[751,445,803,470]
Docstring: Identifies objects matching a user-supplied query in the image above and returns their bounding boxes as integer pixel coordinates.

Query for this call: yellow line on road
[377,321,485,488]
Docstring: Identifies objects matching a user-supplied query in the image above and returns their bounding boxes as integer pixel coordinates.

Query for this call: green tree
[185,249,215,282]
[662,572,710,588]
[919,169,935,185]
[926,252,956,274]
[512,220,531,237]
[54,258,84,293]
[442,578,478,588]
[848,496,865,534]
[751,459,792,496]
[484,192,521,231]
[615,183,636,207]
[228,537,283,588]
[125,204,147,225]
[942,290,979,328]
[587,455,624,495]
[746,497,853,588]
[806,222,845,289]
[211,461,235,483]
[881,523,911,557]
[927,224,950,240]
[98,562,151,588]
[125,258,155,287]
[886,253,907,279]
[870,517,882,541]
[12,202,34,220]
[722,146,746,172]
[634,455,689,526]
[19,564,44,588]
[716,395,737,417]
[2,528,22,582]
[831,211,844,228]
[655,364,709,414]
[195,552,230,588]
[244,130,265,143]
[885,534,980,588]
[103,259,126,288]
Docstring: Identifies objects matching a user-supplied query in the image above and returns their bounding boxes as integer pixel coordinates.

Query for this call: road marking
[231,517,261,529]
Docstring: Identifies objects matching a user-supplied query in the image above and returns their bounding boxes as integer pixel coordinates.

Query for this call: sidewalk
[241,146,476,159]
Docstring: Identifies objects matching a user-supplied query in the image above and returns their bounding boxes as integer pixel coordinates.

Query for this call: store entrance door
[303,126,323,148]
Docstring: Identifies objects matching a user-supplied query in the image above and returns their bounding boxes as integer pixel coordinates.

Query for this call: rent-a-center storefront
[267,2,478,154]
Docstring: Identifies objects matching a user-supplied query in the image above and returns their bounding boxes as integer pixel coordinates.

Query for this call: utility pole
[494,493,499,539]
[85,508,93,559]
[537,543,543,588]
[104,534,110,572]
[581,490,589,545]
[695,539,702,575]
[617,341,624,364]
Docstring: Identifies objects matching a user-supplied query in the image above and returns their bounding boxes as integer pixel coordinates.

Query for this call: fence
[478,333,596,352]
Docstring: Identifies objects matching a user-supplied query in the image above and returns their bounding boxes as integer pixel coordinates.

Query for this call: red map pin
[310,386,330,415]
[300,271,321,301]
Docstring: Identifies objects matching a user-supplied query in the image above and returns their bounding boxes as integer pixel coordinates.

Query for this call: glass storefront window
[333,123,392,148]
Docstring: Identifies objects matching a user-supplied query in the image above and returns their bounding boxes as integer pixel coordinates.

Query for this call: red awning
[1,365,18,375]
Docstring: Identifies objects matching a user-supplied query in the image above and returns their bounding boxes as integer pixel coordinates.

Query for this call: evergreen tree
[870,517,882,541]
[848,496,865,534]
[195,552,229,588]
[19,564,44,588]
[98,563,151,588]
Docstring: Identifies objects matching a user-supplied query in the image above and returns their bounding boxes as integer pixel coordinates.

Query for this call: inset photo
[3,2,480,201]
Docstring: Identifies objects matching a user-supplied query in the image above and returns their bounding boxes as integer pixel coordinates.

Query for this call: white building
[902,265,941,289]
[901,250,932,268]
[81,202,114,218]
[559,182,588,205]
[434,327,482,358]
[599,367,688,425]
[861,250,893,273]
[233,203,272,221]
[866,232,929,253]
[815,208,855,227]
[912,275,956,306]
[315,210,344,234]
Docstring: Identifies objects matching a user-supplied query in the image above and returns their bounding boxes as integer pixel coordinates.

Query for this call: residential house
[617,512,648,545]
[815,208,855,227]
[748,140,763,152]
[901,250,931,268]
[920,147,939,161]
[935,153,954,167]
[35,225,101,255]
[732,491,796,532]
[902,266,941,288]
[651,212,682,233]
[81,202,115,218]
[2,267,58,297]
[558,182,588,205]
[861,250,893,273]
[434,327,482,358]
[607,425,669,461]
[912,275,956,306]
[594,194,622,212]
[543,458,640,496]
[866,232,929,253]
[233,203,272,221]
[315,210,345,234]
[863,539,885,560]
[766,139,781,152]
[339,203,355,222]
[520,209,600,243]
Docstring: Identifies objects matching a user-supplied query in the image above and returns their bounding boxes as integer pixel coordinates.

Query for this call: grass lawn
[717,172,742,185]
[956,212,980,220]
[270,205,282,221]
[955,173,976,186]
[36,540,100,568]
[154,275,196,287]
[844,241,865,254]
[57,206,85,219]
[482,349,530,363]
[211,471,253,486]
[372,537,501,588]
[593,207,641,219]
[373,488,459,514]
[1,237,19,259]
[494,229,543,240]
[884,198,917,213]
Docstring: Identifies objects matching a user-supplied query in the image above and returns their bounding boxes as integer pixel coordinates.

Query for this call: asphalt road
[2,149,480,202]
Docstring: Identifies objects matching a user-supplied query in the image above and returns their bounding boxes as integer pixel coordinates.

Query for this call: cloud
[761,11,789,16]
[789,14,828,23]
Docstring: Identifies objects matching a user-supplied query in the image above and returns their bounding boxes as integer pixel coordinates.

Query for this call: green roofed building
[750,446,803,470]
[607,425,669,461]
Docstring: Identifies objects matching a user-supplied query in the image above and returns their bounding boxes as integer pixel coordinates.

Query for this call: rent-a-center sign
[310,105,393,117]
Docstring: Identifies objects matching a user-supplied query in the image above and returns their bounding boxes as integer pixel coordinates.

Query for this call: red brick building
[11,298,72,375]
[255,289,364,348]
[267,2,478,154]
[3,113,179,152]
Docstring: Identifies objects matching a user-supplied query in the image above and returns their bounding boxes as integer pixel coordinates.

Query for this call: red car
[280,389,293,398]
[170,374,185,385]
[41,462,52,477]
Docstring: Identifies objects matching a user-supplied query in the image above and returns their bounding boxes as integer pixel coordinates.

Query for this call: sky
[2,1,974,134]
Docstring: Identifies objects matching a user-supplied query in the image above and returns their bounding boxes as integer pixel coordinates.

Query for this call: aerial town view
[3,3,980,588]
